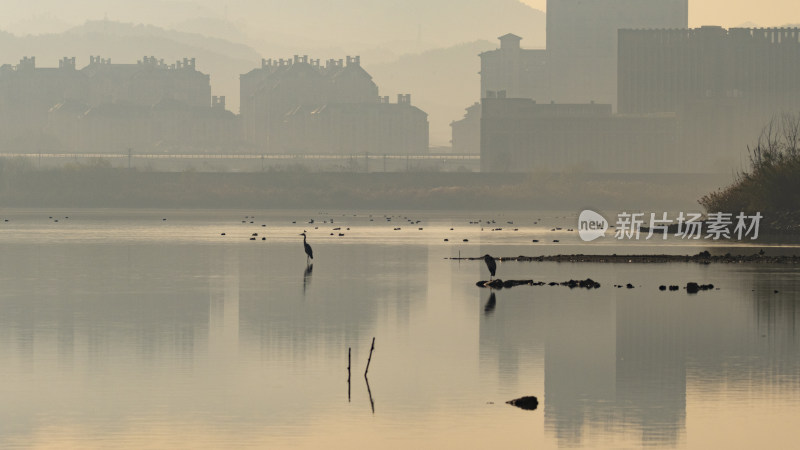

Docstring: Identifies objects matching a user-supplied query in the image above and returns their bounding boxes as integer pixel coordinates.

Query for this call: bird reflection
[303,263,313,294]
[484,291,497,315]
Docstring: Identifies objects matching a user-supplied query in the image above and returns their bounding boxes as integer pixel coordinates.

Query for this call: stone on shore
[506,396,539,411]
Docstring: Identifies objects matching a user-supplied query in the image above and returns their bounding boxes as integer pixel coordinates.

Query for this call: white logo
[578,210,608,242]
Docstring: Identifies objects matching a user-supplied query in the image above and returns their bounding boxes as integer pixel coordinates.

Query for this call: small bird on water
[301,231,314,263]
[483,254,497,280]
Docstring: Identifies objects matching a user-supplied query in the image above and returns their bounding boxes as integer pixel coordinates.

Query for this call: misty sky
[521,0,800,27]
[4,0,800,36]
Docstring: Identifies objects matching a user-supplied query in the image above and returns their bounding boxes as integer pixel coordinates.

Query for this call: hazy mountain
[216,0,546,51]
[2,0,546,57]
[369,40,497,147]
[4,13,74,36]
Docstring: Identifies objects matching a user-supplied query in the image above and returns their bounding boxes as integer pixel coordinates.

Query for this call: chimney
[18,56,35,71]
[59,57,76,70]
[499,33,522,51]
[212,95,226,111]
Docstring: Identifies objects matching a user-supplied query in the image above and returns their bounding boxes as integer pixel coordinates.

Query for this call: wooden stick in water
[365,374,375,414]
[348,347,351,402]
[364,337,375,377]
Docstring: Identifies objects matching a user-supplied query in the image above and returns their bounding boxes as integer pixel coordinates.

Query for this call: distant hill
[2,0,546,58]
[216,0,547,53]
[369,40,497,146]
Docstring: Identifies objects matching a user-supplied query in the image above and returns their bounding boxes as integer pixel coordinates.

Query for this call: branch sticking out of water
[364,337,375,378]
[348,347,351,402]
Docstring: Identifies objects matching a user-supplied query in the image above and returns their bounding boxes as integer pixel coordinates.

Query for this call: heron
[301,231,314,263]
[483,254,496,280]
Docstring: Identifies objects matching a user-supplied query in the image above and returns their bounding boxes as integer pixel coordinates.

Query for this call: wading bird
[301,231,314,263]
[483,254,497,280]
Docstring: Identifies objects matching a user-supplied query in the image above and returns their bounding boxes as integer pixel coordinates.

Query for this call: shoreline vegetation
[0,157,727,211]
[700,114,800,234]
[453,251,800,264]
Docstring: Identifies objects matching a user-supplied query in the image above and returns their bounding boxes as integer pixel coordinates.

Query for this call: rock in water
[506,396,539,411]
[487,279,505,289]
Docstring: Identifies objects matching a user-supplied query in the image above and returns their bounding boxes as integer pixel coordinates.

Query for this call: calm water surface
[0,209,798,449]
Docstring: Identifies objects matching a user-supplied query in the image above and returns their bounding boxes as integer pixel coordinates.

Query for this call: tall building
[0,57,87,145]
[82,56,211,109]
[450,102,481,154]
[546,0,688,107]
[619,27,800,115]
[465,1,688,170]
[479,34,549,100]
[287,95,428,155]
[240,55,428,154]
[240,55,379,150]
[0,55,236,153]
[480,98,677,172]
[618,26,800,169]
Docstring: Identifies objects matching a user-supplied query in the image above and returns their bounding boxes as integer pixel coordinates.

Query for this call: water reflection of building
[614,296,687,446]
[544,296,617,445]
[478,290,546,388]
[478,283,782,447]
[208,248,240,361]
[0,243,215,367]
[237,244,428,356]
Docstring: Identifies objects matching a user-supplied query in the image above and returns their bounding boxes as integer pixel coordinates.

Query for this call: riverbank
[454,251,800,264]
[0,164,728,211]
